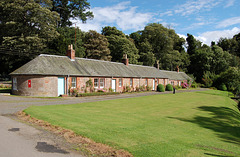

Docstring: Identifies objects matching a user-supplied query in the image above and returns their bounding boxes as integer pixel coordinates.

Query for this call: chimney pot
[154,60,159,70]
[122,54,129,66]
[66,44,75,61]
[176,66,179,73]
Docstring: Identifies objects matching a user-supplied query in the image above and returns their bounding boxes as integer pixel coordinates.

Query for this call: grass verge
[23,90,240,157]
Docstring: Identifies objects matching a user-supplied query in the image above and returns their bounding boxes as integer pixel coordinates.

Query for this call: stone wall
[12,75,58,97]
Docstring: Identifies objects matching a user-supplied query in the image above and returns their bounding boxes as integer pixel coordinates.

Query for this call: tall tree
[0,0,60,78]
[84,30,111,61]
[47,27,86,57]
[51,0,93,27]
[102,26,139,64]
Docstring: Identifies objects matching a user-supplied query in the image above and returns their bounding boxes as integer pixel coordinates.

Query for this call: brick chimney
[122,54,129,66]
[154,60,159,70]
[66,44,75,61]
[176,65,179,73]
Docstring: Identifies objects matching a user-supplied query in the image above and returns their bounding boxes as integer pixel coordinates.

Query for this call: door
[111,79,116,92]
[58,77,65,96]
[153,79,155,90]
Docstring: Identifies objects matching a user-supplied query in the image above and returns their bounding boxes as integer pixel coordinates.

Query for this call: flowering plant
[182,82,188,88]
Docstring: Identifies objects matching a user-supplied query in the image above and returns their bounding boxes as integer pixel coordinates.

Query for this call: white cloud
[174,0,220,16]
[195,27,240,45]
[217,16,240,28]
[73,1,152,33]
[160,11,173,17]
[225,0,235,7]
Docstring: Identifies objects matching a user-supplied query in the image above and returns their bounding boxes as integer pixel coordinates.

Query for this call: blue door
[58,77,65,96]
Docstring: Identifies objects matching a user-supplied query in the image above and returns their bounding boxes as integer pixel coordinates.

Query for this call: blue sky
[73,0,240,45]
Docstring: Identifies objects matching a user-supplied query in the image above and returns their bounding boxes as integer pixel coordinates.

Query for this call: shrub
[175,85,182,90]
[157,84,165,92]
[191,82,198,88]
[77,92,120,97]
[166,84,173,91]
[126,86,131,92]
[218,84,227,91]
[108,87,113,92]
[139,85,145,91]
[146,85,152,91]
[135,86,140,92]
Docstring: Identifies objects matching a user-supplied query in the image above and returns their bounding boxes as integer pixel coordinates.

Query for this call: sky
[73,0,240,45]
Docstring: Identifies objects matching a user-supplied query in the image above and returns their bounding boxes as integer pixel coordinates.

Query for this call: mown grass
[24,90,240,157]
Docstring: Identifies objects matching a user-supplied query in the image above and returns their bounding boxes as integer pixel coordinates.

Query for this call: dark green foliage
[218,84,227,91]
[166,84,173,91]
[157,84,165,92]
[51,0,93,27]
[47,27,85,57]
[0,0,60,78]
[84,30,111,61]
[103,27,139,64]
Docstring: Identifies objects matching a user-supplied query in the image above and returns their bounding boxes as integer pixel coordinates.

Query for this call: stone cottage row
[10,45,192,97]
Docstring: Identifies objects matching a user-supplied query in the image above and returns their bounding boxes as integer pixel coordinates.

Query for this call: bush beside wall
[166,84,173,91]
[157,84,165,92]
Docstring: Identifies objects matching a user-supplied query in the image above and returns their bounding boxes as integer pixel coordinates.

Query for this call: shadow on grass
[169,106,240,145]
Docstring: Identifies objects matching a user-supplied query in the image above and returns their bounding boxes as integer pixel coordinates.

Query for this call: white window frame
[178,81,181,86]
[171,81,174,86]
[94,78,99,88]
[145,79,148,86]
[100,78,104,88]
[119,78,122,87]
[71,77,76,88]
[13,77,17,90]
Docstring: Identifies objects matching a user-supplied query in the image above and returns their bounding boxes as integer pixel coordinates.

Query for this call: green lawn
[24,90,240,157]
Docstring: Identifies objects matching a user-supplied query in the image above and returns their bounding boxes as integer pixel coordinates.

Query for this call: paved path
[0,88,208,157]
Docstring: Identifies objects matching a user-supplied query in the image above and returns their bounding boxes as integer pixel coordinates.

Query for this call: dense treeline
[1,0,240,94]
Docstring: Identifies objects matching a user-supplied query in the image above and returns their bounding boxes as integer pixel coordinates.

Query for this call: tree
[51,0,93,27]
[102,26,125,37]
[47,27,86,57]
[84,30,111,61]
[0,0,60,78]
[138,39,156,66]
[134,23,187,70]
[107,35,139,64]
[102,26,139,64]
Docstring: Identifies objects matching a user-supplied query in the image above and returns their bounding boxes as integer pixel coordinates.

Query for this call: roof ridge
[76,57,123,65]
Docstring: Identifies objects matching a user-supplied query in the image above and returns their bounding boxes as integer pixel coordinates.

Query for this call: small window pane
[130,79,133,86]
[100,78,104,88]
[119,78,122,87]
[94,79,98,88]
[71,77,76,88]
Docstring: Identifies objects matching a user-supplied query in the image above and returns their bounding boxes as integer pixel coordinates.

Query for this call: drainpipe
[66,75,69,95]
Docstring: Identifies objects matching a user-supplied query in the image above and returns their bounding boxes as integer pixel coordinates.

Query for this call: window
[171,81,174,86]
[71,77,76,88]
[130,78,133,87]
[163,79,165,85]
[13,77,17,90]
[178,81,181,86]
[145,79,148,86]
[94,78,98,88]
[100,78,104,88]
[119,78,122,87]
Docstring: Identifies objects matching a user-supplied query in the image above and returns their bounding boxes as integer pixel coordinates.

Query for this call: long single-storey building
[10,45,192,97]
